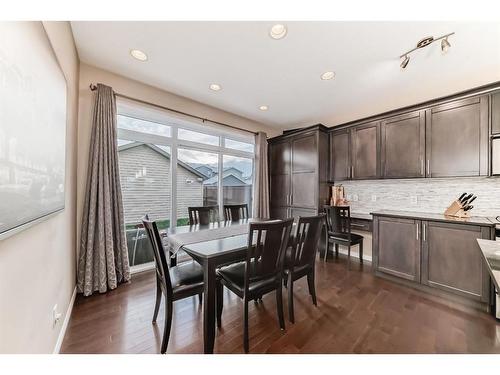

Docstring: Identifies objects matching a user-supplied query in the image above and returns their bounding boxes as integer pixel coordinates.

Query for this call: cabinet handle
[426,159,430,176]
[416,222,419,241]
[420,159,424,176]
[351,166,354,179]
[423,223,426,242]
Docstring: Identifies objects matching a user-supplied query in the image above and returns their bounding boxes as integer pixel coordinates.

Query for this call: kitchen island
[372,210,496,310]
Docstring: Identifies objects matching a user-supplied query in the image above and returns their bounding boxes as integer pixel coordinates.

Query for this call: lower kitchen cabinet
[373,212,495,308]
[374,216,421,282]
[421,221,490,302]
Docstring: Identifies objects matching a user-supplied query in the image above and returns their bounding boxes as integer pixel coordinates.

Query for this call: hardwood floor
[61,256,500,354]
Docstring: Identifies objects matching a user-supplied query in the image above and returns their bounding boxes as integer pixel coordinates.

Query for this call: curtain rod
[89,84,258,135]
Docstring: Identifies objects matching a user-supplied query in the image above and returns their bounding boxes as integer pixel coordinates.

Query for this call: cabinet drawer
[350,218,372,232]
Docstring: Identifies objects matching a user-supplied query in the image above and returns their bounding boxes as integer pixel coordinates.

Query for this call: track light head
[400,55,410,69]
[441,37,451,53]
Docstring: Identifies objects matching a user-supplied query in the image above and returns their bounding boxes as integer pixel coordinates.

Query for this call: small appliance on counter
[330,184,348,206]
[444,192,477,218]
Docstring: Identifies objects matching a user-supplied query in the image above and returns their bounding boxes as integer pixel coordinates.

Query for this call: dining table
[162,218,268,354]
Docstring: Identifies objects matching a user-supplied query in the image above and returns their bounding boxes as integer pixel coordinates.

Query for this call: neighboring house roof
[194,165,214,178]
[203,169,249,187]
[118,142,206,179]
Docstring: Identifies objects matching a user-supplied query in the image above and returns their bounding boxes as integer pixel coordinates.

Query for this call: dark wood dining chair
[142,216,204,354]
[188,205,219,225]
[223,203,249,221]
[324,205,363,269]
[215,218,294,353]
[284,214,325,323]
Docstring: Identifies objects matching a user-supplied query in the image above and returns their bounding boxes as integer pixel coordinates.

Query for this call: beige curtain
[77,84,130,297]
[253,131,270,219]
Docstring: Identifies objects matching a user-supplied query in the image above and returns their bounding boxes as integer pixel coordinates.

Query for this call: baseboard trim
[334,248,373,263]
[53,286,77,354]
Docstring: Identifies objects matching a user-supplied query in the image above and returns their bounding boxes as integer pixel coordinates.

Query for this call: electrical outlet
[410,195,418,205]
[53,304,62,327]
[353,194,359,202]
[371,194,377,202]
[346,194,352,200]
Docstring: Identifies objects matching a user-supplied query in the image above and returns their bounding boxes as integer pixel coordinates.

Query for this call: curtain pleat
[77,83,130,297]
[252,132,270,219]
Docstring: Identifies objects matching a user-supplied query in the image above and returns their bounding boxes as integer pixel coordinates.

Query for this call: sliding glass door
[115,101,255,272]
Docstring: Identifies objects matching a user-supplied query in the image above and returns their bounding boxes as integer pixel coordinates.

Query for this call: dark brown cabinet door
[492,91,500,135]
[291,134,317,173]
[290,207,317,219]
[269,140,291,175]
[426,96,489,177]
[329,130,350,181]
[351,121,380,179]
[374,216,420,282]
[381,111,425,178]
[270,207,289,220]
[421,221,490,302]
[290,133,318,208]
[270,174,290,208]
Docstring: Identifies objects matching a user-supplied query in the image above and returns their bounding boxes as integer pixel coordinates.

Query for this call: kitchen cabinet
[268,125,329,220]
[372,211,495,309]
[381,110,425,178]
[492,91,500,135]
[351,121,380,179]
[374,216,421,282]
[425,96,489,177]
[329,130,350,181]
[421,221,490,302]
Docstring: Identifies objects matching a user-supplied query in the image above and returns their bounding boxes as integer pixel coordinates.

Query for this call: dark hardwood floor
[61,256,500,354]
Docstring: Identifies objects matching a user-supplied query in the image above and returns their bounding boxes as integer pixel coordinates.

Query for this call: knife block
[444,200,470,218]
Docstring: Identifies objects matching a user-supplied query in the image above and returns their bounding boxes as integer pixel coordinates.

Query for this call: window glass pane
[118,139,171,268]
[178,128,219,146]
[225,138,255,153]
[117,114,171,138]
[222,155,253,217]
[177,148,218,226]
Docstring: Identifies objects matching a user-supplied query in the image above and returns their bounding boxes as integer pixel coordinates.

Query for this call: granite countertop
[477,239,500,290]
[350,212,372,221]
[370,209,496,227]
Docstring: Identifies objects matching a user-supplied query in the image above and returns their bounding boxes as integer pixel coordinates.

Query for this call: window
[116,103,254,272]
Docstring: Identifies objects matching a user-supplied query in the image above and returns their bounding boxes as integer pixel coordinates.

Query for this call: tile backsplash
[338,176,500,217]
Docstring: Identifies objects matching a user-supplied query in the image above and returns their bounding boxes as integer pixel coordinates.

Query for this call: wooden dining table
[163,218,262,354]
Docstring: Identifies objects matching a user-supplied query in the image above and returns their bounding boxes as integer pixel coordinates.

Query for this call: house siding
[118,144,203,224]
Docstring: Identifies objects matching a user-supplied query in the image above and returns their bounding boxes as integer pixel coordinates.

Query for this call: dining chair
[324,205,364,269]
[188,205,219,225]
[215,218,294,353]
[223,203,249,221]
[284,214,325,323]
[142,216,204,354]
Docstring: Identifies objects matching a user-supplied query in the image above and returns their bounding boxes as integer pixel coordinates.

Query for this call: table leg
[203,259,216,354]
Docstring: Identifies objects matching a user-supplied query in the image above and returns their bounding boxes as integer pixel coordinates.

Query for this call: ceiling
[71,21,500,130]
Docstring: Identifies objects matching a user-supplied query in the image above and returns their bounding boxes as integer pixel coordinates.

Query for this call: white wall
[0,22,79,353]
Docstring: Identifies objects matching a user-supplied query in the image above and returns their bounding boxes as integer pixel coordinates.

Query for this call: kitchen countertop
[371,209,496,227]
[477,239,500,291]
[350,212,372,220]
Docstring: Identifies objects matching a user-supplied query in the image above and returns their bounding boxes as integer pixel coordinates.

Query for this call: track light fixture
[400,32,454,69]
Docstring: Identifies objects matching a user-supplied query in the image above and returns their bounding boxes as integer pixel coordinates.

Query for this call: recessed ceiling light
[269,24,287,40]
[321,71,335,80]
[259,105,268,111]
[130,49,148,61]
[209,83,221,91]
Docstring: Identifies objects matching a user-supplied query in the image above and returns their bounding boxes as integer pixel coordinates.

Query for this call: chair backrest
[324,205,351,238]
[141,216,173,295]
[291,214,326,268]
[223,204,249,221]
[244,218,294,291]
[188,205,219,225]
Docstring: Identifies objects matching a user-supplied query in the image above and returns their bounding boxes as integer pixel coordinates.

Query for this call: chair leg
[359,241,364,264]
[307,270,317,306]
[324,234,329,261]
[276,283,285,331]
[287,273,294,323]
[347,245,351,270]
[198,292,203,305]
[160,300,173,354]
[216,280,223,328]
[243,299,249,353]
[152,277,161,323]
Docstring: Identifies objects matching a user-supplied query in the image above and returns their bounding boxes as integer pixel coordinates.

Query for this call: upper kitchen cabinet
[351,121,380,180]
[381,111,425,178]
[491,90,500,135]
[329,129,350,181]
[426,96,489,177]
